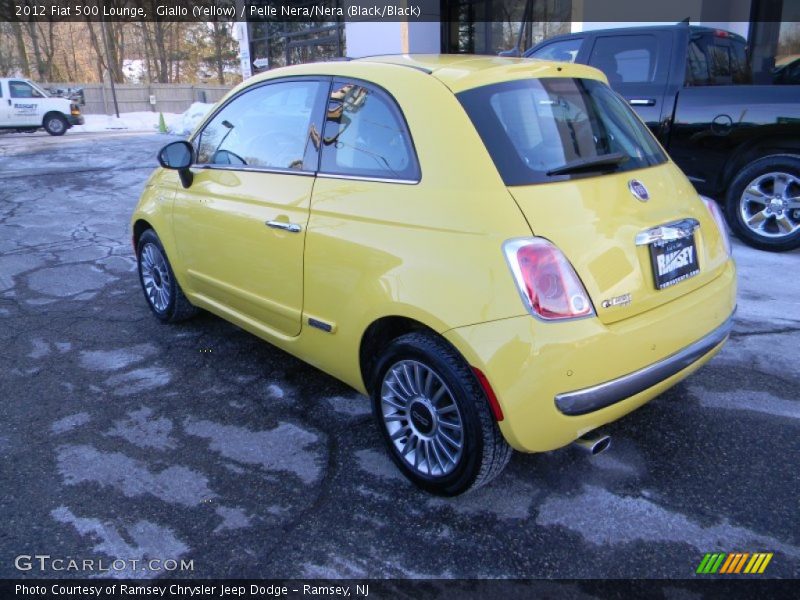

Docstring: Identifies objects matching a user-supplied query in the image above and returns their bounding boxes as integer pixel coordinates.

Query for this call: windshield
[457,77,666,186]
[27,81,49,98]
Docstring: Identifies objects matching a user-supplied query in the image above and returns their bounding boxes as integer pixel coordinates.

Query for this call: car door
[0,81,6,123]
[585,32,672,135]
[171,77,329,337]
[302,78,422,342]
[7,80,43,127]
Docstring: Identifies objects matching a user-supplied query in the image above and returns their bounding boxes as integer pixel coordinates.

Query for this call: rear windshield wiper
[546,152,628,176]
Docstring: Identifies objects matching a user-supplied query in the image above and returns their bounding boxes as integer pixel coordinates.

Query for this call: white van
[0,78,84,136]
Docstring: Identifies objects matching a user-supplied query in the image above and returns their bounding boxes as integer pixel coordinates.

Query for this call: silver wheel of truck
[725,155,800,252]
[739,171,800,239]
[43,113,68,136]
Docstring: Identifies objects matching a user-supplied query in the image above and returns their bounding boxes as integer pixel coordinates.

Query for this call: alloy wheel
[739,171,800,239]
[140,242,172,313]
[380,360,465,478]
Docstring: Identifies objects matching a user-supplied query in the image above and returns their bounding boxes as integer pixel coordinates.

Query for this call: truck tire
[370,332,512,495]
[43,113,68,136]
[725,154,800,252]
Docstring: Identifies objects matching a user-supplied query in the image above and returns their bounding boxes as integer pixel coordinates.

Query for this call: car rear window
[457,77,667,186]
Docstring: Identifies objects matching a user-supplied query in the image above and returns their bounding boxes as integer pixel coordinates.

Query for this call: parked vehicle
[772,55,800,85]
[525,24,800,252]
[0,78,84,136]
[44,85,86,107]
[132,55,736,495]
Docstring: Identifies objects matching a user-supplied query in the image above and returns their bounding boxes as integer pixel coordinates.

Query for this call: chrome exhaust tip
[574,432,612,456]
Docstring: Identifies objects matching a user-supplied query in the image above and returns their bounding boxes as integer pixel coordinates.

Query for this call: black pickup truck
[525,24,800,252]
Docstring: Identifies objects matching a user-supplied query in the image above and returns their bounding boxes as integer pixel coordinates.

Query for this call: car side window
[686,40,710,85]
[195,80,325,171]
[706,40,749,84]
[528,38,582,62]
[10,81,38,98]
[588,35,664,85]
[320,80,420,181]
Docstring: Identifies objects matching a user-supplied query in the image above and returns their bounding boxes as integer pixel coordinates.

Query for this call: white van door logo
[13,103,37,115]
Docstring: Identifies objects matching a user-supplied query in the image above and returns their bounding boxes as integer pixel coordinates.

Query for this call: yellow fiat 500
[132,55,736,495]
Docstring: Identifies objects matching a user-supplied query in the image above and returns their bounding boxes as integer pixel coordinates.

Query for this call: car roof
[246,54,607,94]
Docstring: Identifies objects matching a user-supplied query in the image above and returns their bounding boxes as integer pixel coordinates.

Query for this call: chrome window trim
[554,312,734,416]
[192,164,316,177]
[316,172,420,185]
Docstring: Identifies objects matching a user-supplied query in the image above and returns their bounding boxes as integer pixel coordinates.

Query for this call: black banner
[0,0,798,23]
[2,579,800,600]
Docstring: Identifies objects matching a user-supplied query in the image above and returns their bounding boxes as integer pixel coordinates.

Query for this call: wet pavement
[1,131,798,579]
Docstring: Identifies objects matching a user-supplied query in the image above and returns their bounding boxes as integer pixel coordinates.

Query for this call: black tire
[43,113,68,136]
[136,229,199,323]
[724,154,800,252]
[370,332,512,496]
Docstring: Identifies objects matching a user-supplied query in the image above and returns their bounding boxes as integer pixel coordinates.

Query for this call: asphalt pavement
[0,130,798,580]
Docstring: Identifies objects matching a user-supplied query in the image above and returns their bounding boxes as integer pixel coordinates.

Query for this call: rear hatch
[458,75,729,324]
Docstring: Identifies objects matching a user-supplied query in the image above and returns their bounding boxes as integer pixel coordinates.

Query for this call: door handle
[266,220,301,233]
[629,98,656,106]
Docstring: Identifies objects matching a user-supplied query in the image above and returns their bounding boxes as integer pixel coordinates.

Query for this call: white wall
[345,22,404,57]
[345,21,441,57]
[407,22,442,54]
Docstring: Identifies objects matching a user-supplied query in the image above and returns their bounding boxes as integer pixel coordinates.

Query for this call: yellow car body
[133,55,736,489]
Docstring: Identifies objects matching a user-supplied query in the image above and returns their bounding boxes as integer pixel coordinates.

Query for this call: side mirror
[158,141,194,188]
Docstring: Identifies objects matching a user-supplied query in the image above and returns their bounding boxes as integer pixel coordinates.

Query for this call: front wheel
[725,155,800,252]
[136,229,199,323]
[43,113,68,136]
[371,332,512,495]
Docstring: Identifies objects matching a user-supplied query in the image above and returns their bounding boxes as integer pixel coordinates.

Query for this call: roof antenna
[679,17,690,25]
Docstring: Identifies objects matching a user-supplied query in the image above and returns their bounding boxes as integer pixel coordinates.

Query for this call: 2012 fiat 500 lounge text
[132,55,736,495]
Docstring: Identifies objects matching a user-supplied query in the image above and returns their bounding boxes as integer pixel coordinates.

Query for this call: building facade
[236,0,799,83]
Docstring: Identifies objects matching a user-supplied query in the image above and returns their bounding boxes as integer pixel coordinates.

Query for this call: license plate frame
[649,235,700,290]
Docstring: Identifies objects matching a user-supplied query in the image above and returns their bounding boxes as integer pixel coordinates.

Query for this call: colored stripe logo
[696,552,773,574]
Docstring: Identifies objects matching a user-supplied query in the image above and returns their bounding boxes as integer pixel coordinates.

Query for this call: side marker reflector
[472,367,504,422]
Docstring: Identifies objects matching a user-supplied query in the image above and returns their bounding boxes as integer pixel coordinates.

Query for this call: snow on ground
[70,102,214,137]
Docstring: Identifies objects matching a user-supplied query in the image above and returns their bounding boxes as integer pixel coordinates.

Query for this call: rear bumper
[444,259,736,452]
[555,313,734,416]
[67,115,84,126]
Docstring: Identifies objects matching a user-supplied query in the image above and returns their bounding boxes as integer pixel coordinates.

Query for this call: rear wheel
[725,155,800,252]
[43,113,68,136]
[371,332,512,495]
[136,229,199,323]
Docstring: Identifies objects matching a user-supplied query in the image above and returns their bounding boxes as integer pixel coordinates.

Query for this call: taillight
[70,104,80,116]
[503,238,595,321]
[701,196,732,256]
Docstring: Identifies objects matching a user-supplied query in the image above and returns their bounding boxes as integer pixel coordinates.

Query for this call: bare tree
[11,21,31,77]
